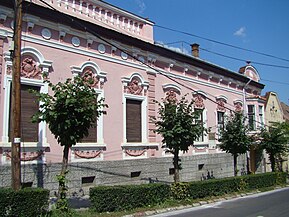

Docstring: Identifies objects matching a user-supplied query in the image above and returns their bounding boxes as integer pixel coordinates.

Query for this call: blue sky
[105,0,289,104]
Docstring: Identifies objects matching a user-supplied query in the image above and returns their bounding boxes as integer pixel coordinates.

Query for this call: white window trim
[74,89,106,146]
[194,108,208,146]
[248,104,256,131]
[71,61,107,150]
[122,93,148,145]
[1,75,49,148]
[215,110,227,143]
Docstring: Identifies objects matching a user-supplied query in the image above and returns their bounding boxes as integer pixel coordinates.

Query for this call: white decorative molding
[121,51,128,60]
[215,95,228,102]
[71,36,80,47]
[98,43,106,54]
[162,83,181,93]
[41,28,52,40]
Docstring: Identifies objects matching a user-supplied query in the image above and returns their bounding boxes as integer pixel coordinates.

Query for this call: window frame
[248,104,256,131]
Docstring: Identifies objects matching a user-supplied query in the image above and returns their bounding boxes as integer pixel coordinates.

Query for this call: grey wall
[0,153,247,196]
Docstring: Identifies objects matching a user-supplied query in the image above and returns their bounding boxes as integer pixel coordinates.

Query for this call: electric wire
[154,24,289,63]
[200,48,289,69]
[164,41,289,86]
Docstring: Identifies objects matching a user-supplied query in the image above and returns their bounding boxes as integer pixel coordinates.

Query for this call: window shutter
[81,95,98,143]
[81,120,97,143]
[9,84,40,142]
[126,99,141,142]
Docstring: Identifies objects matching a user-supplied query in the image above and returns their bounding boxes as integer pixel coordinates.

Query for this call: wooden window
[195,108,204,142]
[81,95,98,143]
[217,111,225,130]
[248,105,255,130]
[126,99,141,142]
[81,120,97,143]
[9,84,40,142]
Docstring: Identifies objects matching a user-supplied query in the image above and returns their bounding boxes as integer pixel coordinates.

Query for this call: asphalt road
[152,187,289,217]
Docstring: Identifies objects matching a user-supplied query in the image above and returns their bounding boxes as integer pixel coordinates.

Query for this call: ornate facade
[0,0,266,180]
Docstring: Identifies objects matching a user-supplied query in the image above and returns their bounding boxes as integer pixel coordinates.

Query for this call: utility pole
[11,0,23,191]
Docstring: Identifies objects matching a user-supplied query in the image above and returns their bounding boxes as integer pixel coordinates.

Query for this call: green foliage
[259,122,289,172]
[32,76,108,148]
[55,171,69,213]
[89,173,286,213]
[218,112,252,176]
[154,95,203,152]
[170,182,190,200]
[238,178,248,191]
[154,94,204,182]
[89,183,171,212]
[0,187,49,217]
[219,112,252,157]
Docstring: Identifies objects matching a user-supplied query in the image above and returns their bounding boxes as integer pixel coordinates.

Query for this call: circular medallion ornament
[72,36,80,47]
[121,51,128,60]
[41,28,52,40]
[98,44,106,54]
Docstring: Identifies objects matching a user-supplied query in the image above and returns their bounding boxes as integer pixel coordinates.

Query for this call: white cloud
[234,27,246,37]
[135,0,146,14]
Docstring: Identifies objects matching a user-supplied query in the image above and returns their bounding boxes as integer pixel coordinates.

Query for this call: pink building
[0,0,266,188]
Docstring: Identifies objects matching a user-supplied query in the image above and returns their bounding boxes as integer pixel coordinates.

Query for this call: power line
[154,24,289,63]
[200,48,289,69]
[260,79,289,86]
[164,41,289,86]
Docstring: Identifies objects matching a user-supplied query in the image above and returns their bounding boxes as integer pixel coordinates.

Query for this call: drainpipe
[243,78,252,117]
[243,78,252,174]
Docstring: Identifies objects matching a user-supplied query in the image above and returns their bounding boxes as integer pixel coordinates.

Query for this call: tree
[218,112,252,176]
[32,76,107,209]
[259,122,289,172]
[154,94,204,182]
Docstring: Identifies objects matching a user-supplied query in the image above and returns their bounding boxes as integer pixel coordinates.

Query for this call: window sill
[121,142,159,148]
[0,142,50,148]
[74,143,106,148]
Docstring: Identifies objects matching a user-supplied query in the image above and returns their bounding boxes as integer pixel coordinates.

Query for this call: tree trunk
[269,154,276,172]
[173,149,180,183]
[57,145,70,200]
[61,145,70,175]
[233,154,238,176]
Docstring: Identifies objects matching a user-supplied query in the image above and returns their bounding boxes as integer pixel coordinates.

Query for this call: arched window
[2,47,52,164]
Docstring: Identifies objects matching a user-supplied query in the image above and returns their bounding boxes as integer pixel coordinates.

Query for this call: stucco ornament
[21,57,41,79]
[5,150,43,162]
[194,94,205,109]
[74,149,101,159]
[81,68,99,88]
[125,149,146,157]
[234,102,243,113]
[127,78,143,95]
[166,90,177,103]
[217,99,226,112]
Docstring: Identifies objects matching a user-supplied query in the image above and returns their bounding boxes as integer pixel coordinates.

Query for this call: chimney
[191,43,200,58]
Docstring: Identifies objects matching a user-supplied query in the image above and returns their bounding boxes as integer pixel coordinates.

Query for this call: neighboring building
[263,92,287,172]
[264,92,284,126]
[0,0,265,192]
[281,102,289,123]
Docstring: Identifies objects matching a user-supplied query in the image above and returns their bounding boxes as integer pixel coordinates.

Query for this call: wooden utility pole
[11,0,23,191]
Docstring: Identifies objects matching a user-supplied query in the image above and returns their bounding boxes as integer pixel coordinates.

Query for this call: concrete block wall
[0,153,246,196]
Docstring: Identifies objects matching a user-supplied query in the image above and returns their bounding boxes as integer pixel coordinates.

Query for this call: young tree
[154,94,204,182]
[218,112,252,176]
[32,76,107,207]
[259,122,289,172]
